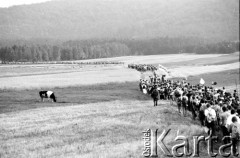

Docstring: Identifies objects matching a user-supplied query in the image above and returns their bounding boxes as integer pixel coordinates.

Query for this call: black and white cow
[39,91,57,102]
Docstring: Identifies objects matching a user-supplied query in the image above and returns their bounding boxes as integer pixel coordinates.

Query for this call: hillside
[0,0,239,41]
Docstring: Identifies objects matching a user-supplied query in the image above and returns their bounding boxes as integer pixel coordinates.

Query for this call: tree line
[0,38,239,63]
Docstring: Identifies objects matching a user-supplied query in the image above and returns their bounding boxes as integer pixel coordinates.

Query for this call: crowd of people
[128,64,158,72]
[139,73,240,155]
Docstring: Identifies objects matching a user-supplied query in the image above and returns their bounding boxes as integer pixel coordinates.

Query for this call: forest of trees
[0,38,239,63]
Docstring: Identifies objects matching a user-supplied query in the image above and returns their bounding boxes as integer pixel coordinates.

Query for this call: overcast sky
[0,0,52,8]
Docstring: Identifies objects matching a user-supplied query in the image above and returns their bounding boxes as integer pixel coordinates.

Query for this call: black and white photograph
[0,0,239,157]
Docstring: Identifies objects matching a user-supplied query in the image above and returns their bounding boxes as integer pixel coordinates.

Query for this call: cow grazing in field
[39,91,57,102]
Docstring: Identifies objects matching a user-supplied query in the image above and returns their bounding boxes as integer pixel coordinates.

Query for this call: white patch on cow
[143,89,147,94]
[47,91,53,98]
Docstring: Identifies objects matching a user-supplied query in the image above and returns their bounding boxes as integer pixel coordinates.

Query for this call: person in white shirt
[204,103,217,135]
[226,109,240,129]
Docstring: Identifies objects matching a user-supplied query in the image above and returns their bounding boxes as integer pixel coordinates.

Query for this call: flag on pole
[200,78,205,85]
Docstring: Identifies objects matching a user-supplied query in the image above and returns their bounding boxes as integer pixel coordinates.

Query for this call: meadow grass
[187,69,240,89]
[0,66,139,90]
[0,82,238,157]
[0,68,239,114]
[0,53,239,157]
[74,53,224,65]
[1,98,212,158]
[0,81,150,114]
[162,52,239,67]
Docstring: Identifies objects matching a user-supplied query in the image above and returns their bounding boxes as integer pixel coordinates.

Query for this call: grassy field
[0,82,149,114]
[1,98,210,158]
[0,53,239,158]
[74,54,224,64]
[0,70,239,157]
[0,65,139,90]
[163,52,239,67]
[187,69,240,90]
[0,68,239,114]
[1,81,234,157]
[0,64,122,78]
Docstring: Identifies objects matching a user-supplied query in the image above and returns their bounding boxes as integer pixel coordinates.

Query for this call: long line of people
[139,75,240,155]
[128,64,158,72]
[7,61,124,65]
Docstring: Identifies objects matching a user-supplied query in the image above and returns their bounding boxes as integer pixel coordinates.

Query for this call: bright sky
[0,0,52,8]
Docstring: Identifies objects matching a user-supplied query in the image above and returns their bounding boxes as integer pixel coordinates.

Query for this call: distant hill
[0,0,239,41]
